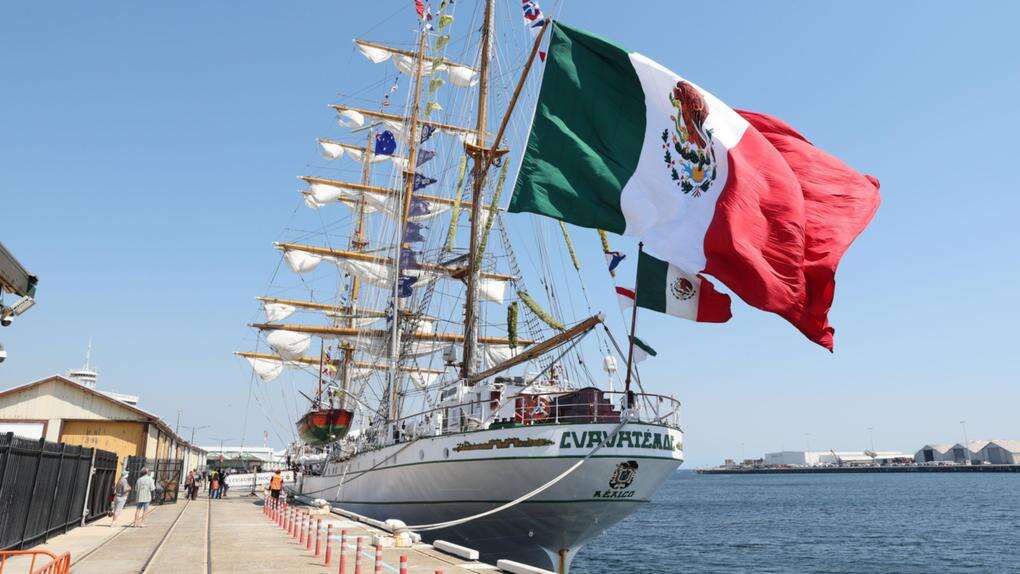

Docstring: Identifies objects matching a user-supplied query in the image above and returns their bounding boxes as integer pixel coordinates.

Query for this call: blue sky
[2,1,1017,465]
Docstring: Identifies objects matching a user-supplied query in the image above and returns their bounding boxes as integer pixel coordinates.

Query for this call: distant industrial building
[914,444,953,463]
[0,374,205,477]
[978,440,1020,464]
[201,445,287,472]
[764,450,910,467]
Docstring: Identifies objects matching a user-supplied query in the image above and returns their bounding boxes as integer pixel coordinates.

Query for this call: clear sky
[2,1,1018,466]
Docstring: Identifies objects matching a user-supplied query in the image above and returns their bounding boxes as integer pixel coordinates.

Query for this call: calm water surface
[572,470,1020,573]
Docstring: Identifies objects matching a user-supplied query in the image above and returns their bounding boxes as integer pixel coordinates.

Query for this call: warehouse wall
[0,378,147,441]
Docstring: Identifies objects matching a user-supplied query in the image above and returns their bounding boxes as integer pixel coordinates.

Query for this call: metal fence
[0,433,117,550]
[124,457,183,505]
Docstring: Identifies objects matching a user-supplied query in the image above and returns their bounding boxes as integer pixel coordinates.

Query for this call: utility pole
[959,420,970,465]
[868,426,875,452]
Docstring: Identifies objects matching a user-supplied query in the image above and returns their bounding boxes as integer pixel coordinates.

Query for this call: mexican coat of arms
[662,80,719,197]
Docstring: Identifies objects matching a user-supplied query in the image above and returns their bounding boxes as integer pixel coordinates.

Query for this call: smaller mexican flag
[629,335,657,363]
[612,249,732,323]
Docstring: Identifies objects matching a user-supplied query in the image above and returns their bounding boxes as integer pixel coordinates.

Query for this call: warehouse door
[59,420,146,477]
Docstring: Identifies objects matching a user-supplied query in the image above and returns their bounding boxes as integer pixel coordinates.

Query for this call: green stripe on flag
[629,335,657,357]
[635,251,669,313]
[509,22,646,234]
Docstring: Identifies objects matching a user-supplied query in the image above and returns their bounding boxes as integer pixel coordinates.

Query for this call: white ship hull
[299,421,683,572]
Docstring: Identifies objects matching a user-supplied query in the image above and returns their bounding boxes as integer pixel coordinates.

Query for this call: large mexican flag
[510,22,881,350]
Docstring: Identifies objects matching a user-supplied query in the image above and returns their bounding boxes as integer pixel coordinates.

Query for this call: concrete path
[24,494,501,573]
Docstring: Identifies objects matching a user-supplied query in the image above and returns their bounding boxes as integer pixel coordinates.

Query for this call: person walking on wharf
[111,471,130,525]
[185,470,197,501]
[269,469,283,501]
[132,468,155,527]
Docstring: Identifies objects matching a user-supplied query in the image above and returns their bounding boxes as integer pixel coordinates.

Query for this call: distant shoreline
[696,464,1020,474]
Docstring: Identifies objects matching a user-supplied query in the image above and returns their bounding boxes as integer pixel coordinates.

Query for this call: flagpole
[623,242,643,409]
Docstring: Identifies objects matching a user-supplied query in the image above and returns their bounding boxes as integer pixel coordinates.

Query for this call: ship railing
[383,390,681,441]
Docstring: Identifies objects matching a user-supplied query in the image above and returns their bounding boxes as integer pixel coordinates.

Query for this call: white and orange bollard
[373,543,383,574]
[354,536,363,574]
[299,513,306,545]
[306,517,314,551]
[324,524,333,565]
[315,518,322,556]
[338,529,348,574]
[399,554,408,574]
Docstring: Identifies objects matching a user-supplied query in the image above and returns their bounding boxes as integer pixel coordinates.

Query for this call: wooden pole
[623,242,643,408]
[466,313,602,384]
[461,0,495,379]
[486,19,549,169]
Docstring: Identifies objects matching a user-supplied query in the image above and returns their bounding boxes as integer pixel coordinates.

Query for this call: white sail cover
[447,65,479,88]
[337,109,365,128]
[355,41,392,64]
[266,330,311,360]
[478,278,508,304]
[335,258,393,288]
[263,302,296,322]
[283,250,325,274]
[245,356,284,383]
[354,41,478,88]
[483,344,520,366]
[319,140,346,159]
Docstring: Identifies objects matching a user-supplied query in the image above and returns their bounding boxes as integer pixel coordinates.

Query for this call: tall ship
[239,2,684,571]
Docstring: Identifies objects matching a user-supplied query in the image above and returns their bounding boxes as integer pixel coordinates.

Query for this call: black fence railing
[87,449,117,520]
[0,433,117,550]
[124,457,183,505]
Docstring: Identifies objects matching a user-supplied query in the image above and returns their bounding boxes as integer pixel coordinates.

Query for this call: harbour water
[572,469,1020,573]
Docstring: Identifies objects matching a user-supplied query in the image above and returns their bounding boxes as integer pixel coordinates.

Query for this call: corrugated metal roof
[983,440,1020,453]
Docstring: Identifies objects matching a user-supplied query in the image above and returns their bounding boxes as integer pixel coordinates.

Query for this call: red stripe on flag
[702,111,879,350]
[615,286,635,300]
[695,275,732,323]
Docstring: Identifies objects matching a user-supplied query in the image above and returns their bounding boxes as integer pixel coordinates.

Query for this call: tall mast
[461,0,495,380]
[340,128,376,407]
[387,25,429,425]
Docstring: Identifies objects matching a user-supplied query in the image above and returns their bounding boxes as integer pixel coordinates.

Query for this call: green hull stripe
[322,453,682,478]
[635,251,668,312]
[509,22,644,234]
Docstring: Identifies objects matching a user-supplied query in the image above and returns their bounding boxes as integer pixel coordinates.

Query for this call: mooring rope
[404,416,632,532]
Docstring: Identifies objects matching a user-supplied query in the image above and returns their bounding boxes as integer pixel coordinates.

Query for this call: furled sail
[266,329,311,359]
[353,40,479,87]
[263,301,296,322]
[245,356,285,382]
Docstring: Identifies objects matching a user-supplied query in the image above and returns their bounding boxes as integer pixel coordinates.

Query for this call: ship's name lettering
[559,430,674,451]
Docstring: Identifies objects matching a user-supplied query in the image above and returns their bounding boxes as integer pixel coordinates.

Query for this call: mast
[461,0,495,380]
[340,128,375,408]
[623,242,644,409]
[388,25,429,426]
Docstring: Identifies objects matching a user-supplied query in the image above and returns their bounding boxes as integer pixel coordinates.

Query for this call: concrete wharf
[20,495,522,574]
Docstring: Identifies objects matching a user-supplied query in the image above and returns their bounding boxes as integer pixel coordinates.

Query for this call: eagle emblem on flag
[670,275,696,301]
[662,80,719,197]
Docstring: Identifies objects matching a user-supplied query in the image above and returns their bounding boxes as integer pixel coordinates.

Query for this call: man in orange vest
[269,470,284,500]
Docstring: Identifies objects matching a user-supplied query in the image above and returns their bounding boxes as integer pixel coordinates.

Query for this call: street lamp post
[959,420,970,465]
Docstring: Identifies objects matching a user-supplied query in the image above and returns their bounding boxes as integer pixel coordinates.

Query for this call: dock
[20,495,529,574]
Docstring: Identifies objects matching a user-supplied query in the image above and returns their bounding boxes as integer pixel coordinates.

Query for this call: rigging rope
[404,416,631,531]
